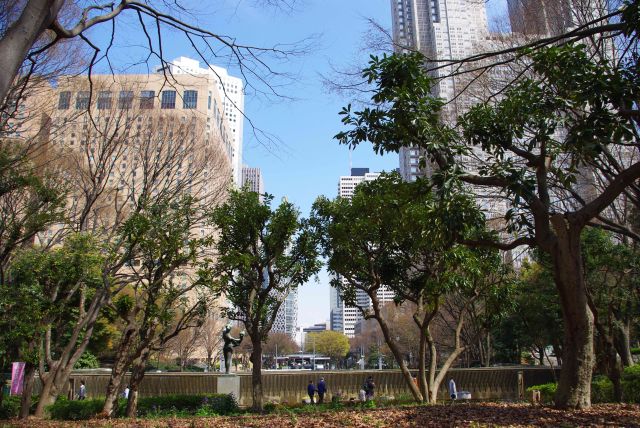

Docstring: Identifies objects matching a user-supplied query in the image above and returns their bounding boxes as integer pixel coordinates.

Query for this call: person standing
[307,380,316,404]
[364,376,375,401]
[78,380,86,400]
[317,377,326,404]
[123,385,130,399]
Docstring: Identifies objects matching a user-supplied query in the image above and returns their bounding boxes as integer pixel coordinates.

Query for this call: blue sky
[92,0,508,329]
[234,0,509,328]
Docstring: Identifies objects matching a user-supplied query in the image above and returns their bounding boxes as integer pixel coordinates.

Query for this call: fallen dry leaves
[1,402,639,428]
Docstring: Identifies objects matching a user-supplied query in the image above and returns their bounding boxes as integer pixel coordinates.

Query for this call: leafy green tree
[73,351,99,369]
[0,233,104,417]
[205,189,321,411]
[492,258,563,367]
[335,23,639,406]
[312,174,505,402]
[578,228,639,401]
[0,144,66,285]
[304,330,350,363]
[101,195,212,418]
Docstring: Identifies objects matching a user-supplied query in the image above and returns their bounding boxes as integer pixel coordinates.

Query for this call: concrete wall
[60,367,558,406]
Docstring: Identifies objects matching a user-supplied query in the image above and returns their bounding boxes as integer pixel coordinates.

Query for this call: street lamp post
[312,337,316,370]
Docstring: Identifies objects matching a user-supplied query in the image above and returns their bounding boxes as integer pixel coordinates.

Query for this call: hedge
[622,364,640,403]
[47,393,238,420]
[528,364,640,405]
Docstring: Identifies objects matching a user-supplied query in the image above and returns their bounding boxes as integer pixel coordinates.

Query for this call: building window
[58,91,71,110]
[207,91,212,109]
[76,91,90,109]
[97,91,112,110]
[183,90,197,109]
[118,90,133,109]
[161,90,176,109]
[140,90,155,109]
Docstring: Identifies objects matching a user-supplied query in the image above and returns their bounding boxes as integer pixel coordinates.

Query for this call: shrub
[526,382,557,404]
[591,376,614,403]
[136,394,238,416]
[48,398,105,420]
[47,394,238,420]
[622,364,640,403]
[630,347,640,355]
[0,396,21,419]
[73,351,100,369]
[263,402,278,413]
[0,395,40,418]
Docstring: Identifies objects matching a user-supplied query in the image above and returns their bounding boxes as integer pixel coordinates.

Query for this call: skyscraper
[329,168,395,338]
[158,57,245,186]
[242,166,264,195]
[272,290,298,338]
[507,0,575,35]
[391,0,488,182]
[507,0,608,36]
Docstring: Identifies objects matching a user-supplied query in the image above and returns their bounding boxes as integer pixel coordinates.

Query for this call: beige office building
[19,71,236,246]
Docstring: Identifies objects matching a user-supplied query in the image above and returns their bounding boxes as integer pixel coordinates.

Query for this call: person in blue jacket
[307,380,316,404]
[317,377,326,404]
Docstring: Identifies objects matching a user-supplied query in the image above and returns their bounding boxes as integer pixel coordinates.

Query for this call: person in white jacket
[448,378,457,401]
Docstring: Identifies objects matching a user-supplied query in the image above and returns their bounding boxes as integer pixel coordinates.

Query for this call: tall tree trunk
[125,351,150,418]
[0,0,65,105]
[375,311,423,402]
[614,321,633,367]
[485,332,492,367]
[19,362,36,419]
[550,222,594,409]
[250,338,263,412]
[552,342,563,366]
[102,325,139,417]
[34,290,107,417]
[426,328,438,403]
[34,370,58,417]
[427,314,466,404]
[417,328,428,401]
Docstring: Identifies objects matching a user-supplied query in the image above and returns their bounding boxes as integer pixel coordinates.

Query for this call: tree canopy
[206,188,321,411]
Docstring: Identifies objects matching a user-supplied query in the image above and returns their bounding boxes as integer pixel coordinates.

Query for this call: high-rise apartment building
[242,166,264,195]
[157,57,244,186]
[330,168,395,338]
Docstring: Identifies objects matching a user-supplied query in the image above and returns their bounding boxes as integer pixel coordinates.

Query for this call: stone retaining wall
[59,367,558,406]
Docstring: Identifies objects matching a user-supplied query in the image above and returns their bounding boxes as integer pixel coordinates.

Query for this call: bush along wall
[47,394,238,420]
[622,364,640,403]
[527,364,640,405]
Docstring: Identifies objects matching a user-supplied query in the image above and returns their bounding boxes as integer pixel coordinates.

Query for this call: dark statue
[222,324,244,374]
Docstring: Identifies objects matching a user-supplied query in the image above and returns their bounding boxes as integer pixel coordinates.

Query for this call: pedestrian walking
[123,385,130,399]
[78,380,86,400]
[364,376,375,401]
[307,380,316,404]
[317,377,326,404]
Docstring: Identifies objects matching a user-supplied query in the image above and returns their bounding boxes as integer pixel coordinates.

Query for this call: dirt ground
[1,402,639,427]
